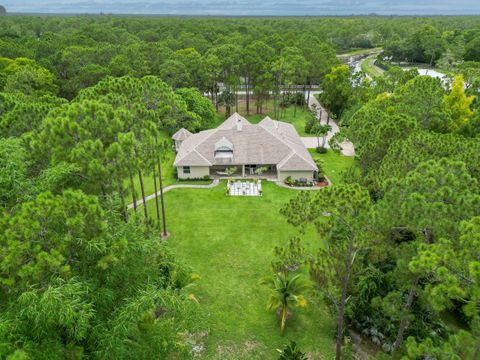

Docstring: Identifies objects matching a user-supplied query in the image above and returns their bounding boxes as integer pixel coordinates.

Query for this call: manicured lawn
[143,182,336,359]
[309,149,357,185]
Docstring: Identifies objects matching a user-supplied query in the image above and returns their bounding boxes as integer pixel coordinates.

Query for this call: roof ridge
[259,120,317,168]
[193,148,212,165]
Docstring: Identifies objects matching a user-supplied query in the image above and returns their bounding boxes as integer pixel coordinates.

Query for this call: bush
[316,146,327,154]
[277,341,307,360]
[280,92,306,108]
[178,177,211,182]
[304,114,317,134]
[284,176,294,186]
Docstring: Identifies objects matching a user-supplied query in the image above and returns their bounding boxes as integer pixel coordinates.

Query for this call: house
[172,128,193,152]
[173,113,318,182]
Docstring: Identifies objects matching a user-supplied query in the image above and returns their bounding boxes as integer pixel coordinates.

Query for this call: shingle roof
[173,113,317,172]
[172,128,193,141]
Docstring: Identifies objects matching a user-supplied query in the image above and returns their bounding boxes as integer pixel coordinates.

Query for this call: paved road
[128,179,220,209]
[304,94,355,156]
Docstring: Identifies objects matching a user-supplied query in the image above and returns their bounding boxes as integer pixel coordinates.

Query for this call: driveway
[304,94,355,157]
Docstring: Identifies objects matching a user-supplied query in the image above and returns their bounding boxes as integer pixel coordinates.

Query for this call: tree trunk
[294,90,298,117]
[117,177,128,222]
[393,277,419,351]
[129,169,137,213]
[152,164,161,223]
[394,227,433,351]
[280,302,288,335]
[246,76,250,115]
[307,83,312,109]
[235,85,239,113]
[335,240,354,360]
[138,169,148,225]
[157,158,168,237]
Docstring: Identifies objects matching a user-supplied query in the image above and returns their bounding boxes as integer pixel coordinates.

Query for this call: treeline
[383,23,480,67]
[1,16,480,106]
[281,59,480,358]
[0,18,224,356]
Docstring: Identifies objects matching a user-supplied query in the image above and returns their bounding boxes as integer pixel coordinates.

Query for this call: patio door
[246,165,257,175]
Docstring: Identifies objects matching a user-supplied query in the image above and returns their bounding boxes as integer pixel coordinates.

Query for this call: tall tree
[281,184,372,360]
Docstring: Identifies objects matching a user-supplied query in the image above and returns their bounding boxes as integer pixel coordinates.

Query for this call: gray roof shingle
[173,113,317,172]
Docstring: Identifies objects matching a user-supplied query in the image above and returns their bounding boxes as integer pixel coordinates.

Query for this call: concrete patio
[227,180,262,196]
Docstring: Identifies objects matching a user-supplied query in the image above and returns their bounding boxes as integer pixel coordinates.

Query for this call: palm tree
[260,272,310,335]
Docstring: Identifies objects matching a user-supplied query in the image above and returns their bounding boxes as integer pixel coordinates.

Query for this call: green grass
[143,182,336,359]
[337,46,383,57]
[309,149,357,185]
[245,104,311,136]
[361,55,384,79]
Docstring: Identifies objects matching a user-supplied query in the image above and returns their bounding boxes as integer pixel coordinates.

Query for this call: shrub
[277,341,308,360]
[280,92,306,108]
[284,176,294,186]
[316,146,327,154]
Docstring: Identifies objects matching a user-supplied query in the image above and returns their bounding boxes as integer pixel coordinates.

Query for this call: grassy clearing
[361,55,384,79]
[143,182,336,359]
[337,46,383,57]
[309,149,356,185]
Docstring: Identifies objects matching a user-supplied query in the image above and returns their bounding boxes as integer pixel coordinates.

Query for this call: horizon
[2,1,479,16]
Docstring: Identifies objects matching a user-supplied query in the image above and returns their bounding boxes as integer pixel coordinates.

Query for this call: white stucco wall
[177,166,210,179]
[175,140,183,152]
[278,170,315,182]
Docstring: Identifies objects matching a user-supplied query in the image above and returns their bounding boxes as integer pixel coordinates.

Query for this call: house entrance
[245,165,257,175]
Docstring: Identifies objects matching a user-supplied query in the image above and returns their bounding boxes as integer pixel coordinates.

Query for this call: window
[183,166,191,174]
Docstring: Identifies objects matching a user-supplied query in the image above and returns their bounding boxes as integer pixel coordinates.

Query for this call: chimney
[237,118,243,131]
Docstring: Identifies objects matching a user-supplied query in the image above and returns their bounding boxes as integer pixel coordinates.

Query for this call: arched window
[214,137,233,158]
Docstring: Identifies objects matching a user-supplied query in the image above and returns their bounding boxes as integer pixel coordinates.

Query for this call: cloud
[3,0,479,15]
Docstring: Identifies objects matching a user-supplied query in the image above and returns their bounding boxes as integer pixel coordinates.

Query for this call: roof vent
[237,118,243,131]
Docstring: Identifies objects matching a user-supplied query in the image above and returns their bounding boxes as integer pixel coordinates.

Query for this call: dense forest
[0,15,479,359]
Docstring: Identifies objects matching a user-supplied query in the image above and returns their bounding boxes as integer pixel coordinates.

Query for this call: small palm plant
[277,341,308,360]
[260,272,310,335]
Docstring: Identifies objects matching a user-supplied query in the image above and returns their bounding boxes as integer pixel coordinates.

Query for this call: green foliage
[175,87,216,129]
[0,190,203,359]
[319,65,354,117]
[272,237,306,273]
[0,58,58,97]
[0,138,31,208]
[277,341,308,360]
[260,272,310,335]
[396,76,453,133]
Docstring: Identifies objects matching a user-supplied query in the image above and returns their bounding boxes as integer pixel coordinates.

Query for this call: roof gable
[217,112,250,130]
[172,128,192,141]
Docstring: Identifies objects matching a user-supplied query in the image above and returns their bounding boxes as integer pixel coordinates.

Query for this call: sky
[3,0,479,16]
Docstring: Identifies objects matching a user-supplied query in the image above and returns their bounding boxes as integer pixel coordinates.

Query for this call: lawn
[217,99,313,136]
[309,149,357,185]
[246,104,311,137]
[144,182,336,359]
[361,55,384,79]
